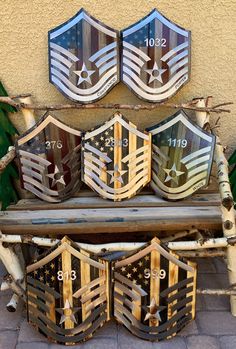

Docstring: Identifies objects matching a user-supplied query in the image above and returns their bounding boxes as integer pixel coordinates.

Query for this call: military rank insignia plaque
[121,9,191,102]
[16,114,82,202]
[113,237,196,341]
[146,110,215,200]
[26,237,108,344]
[48,8,119,103]
[82,112,151,201]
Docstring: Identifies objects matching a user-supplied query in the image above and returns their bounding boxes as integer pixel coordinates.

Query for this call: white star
[46,165,66,187]
[107,164,127,184]
[143,298,166,322]
[164,164,185,184]
[56,299,79,325]
[74,63,95,86]
[145,62,167,84]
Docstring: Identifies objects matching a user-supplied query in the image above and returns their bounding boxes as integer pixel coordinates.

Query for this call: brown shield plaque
[26,236,108,344]
[146,110,215,200]
[48,8,119,103]
[82,112,151,201]
[121,9,191,102]
[113,237,197,341]
[16,113,82,202]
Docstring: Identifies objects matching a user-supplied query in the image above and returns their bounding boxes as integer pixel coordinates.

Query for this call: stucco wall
[1,0,236,156]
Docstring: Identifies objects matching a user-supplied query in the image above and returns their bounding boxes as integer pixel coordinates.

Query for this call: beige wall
[1,0,236,156]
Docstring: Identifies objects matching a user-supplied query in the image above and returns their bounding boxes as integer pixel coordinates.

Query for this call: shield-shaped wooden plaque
[15,113,82,202]
[81,112,151,201]
[113,237,196,341]
[146,110,215,200]
[48,8,119,103]
[121,9,191,102]
[26,236,108,344]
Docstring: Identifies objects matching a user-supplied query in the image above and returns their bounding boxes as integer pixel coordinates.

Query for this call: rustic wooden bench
[0,189,223,238]
[0,97,235,319]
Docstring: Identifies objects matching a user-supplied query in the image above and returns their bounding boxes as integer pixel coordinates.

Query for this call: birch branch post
[195,98,236,315]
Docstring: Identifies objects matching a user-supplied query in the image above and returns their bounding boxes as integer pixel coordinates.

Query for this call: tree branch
[0,147,16,173]
[0,96,232,114]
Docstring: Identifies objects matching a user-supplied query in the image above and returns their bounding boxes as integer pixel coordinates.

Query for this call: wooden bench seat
[0,190,223,236]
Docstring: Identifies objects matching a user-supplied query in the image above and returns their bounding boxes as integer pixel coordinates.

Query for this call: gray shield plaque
[48,9,119,103]
[121,9,191,102]
[146,110,215,200]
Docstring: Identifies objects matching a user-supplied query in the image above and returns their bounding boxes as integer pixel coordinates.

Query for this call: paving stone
[220,336,236,349]
[0,297,24,330]
[197,311,236,335]
[49,338,117,349]
[152,337,187,349]
[197,273,230,311]
[93,319,117,338]
[195,258,216,274]
[203,294,230,311]
[186,335,220,349]
[117,325,152,348]
[178,320,199,336]
[197,273,229,289]
[0,330,18,349]
[213,258,227,274]
[0,291,14,308]
[0,262,7,277]
[196,294,206,311]
[16,342,49,349]
[18,319,48,343]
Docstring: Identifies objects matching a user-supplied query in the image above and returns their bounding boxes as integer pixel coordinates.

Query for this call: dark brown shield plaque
[16,113,82,202]
[113,237,196,341]
[81,112,151,201]
[121,9,191,102]
[146,110,215,200]
[26,236,108,344]
[48,8,119,103]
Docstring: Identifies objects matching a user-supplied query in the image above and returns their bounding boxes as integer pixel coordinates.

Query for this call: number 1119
[168,138,187,148]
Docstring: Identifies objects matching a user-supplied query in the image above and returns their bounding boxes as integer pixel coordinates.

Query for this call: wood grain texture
[113,236,196,341]
[82,112,151,201]
[121,9,191,102]
[147,110,215,200]
[48,9,119,103]
[15,113,82,203]
[26,236,108,344]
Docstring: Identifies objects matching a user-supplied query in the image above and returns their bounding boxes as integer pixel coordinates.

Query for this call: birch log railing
[0,95,235,314]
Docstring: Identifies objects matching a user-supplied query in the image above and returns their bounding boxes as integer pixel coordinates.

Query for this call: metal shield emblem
[113,237,196,341]
[26,236,108,344]
[121,9,191,102]
[16,114,82,202]
[146,110,215,200]
[82,112,151,201]
[48,9,119,103]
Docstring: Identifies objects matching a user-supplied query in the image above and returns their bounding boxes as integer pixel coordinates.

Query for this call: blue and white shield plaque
[121,9,191,102]
[48,9,119,103]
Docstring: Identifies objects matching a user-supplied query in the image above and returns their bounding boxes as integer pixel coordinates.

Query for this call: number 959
[144,268,166,279]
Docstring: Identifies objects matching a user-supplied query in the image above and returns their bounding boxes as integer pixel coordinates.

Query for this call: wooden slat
[80,249,91,321]
[61,239,74,330]
[0,205,224,235]
[167,252,179,320]
[150,242,160,327]
[8,193,221,211]
[187,261,197,319]
[1,206,222,224]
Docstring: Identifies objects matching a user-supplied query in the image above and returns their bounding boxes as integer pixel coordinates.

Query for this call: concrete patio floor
[0,257,236,349]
